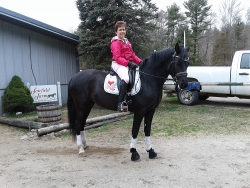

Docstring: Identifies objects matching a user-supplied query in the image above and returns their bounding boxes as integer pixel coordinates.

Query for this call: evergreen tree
[2,75,34,113]
[234,20,244,49]
[165,3,186,47]
[211,30,233,65]
[76,0,158,70]
[183,0,211,64]
[212,20,245,66]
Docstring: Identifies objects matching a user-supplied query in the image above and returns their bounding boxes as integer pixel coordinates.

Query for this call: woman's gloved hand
[128,61,138,69]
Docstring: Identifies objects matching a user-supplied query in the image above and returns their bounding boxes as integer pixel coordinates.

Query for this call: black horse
[67,43,190,161]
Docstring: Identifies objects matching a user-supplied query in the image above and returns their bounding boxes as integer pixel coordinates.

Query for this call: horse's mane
[140,47,175,69]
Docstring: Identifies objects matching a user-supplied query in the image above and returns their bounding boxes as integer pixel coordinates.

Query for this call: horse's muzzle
[176,72,188,89]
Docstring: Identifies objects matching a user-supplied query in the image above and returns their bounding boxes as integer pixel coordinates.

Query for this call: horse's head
[171,43,190,89]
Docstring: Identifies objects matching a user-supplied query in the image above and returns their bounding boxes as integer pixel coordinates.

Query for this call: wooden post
[57,82,62,106]
[0,117,47,129]
[37,112,132,136]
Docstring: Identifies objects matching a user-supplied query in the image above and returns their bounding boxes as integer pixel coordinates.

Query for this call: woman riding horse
[67,42,190,161]
[111,21,142,112]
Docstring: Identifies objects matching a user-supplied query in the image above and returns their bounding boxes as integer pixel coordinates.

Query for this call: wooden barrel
[36,104,61,123]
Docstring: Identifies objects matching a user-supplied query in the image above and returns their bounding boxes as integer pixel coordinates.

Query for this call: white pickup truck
[164,50,250,105]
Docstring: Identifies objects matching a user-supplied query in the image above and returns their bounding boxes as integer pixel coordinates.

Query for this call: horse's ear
[175,43,181,53]
[186,46,190,52]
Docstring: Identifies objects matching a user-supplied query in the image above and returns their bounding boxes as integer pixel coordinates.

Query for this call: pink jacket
[110,36,142,67]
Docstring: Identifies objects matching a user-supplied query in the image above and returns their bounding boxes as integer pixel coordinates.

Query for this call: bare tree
[198,11,219,65]
[242,8,250,49]
[217,0,244,62]
[150,10,169,50]
[219,0,243,28]
[246,8,250,24]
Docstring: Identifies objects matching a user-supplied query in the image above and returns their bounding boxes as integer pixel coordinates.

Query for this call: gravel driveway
[1,97,250,188]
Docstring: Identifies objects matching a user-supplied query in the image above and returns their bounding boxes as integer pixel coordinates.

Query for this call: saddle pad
[104,69,141,95]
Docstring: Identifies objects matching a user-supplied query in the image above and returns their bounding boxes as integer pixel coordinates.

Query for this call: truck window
[240,53,250,69]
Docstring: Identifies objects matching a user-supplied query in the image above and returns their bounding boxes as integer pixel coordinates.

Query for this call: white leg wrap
[80,131,89,149]
[77,135,85,154]
[130,138,137,148]
[80,131,86,143]
[76,135,82,146]
[145,136,152,151]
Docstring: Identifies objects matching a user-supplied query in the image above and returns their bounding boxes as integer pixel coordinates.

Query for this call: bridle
[139,51,189,80]
[171,52,189,82]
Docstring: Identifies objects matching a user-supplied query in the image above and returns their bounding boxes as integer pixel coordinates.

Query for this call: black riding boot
[117,80,128,112]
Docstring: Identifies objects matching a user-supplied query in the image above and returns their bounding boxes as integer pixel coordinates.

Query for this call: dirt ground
[0,122,250,188]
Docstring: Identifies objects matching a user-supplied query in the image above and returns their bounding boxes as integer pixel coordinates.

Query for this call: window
[240,53,250,69]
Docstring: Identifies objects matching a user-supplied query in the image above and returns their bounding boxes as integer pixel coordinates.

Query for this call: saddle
[104,67,141,112]
[104,67,141,96]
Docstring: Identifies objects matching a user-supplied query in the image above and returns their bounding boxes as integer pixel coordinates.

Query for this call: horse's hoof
[148,148,157,159]
[130,148,140,161]
[78,145,85,155]
[83,142,89,149]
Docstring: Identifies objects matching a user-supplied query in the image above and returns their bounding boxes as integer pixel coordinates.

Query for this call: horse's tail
[67,79,77,141]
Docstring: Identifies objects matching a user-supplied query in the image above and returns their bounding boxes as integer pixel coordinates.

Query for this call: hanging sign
[30,85,58,103]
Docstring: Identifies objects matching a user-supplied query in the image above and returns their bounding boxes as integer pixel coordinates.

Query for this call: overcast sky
[0,0,249,32]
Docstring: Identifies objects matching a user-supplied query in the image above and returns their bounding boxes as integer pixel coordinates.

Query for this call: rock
[16,112,22,115]
[20,135,28,140]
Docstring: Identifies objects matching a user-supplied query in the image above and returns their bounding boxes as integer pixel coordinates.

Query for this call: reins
[138,50,188,81]
[138,70,169,80]
[138,51,175,80]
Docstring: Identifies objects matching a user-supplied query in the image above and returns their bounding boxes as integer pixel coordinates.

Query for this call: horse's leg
[77,130,89,154]
[130,112,145,161]
[80,103,93,149]
[144,109,157,159]
[76,102,94,155]
[80,130,88,149]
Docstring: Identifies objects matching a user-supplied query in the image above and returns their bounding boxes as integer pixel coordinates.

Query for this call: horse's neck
[139,50,174,87]
[140,67,167,88]
[140,60,172,79]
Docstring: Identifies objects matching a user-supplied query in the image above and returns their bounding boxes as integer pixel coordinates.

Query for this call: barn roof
[0,6,79,45]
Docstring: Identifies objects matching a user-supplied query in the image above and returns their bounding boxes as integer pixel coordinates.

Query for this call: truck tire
[177,89,199,106]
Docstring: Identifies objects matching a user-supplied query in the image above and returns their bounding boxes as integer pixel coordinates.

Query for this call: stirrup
[117,101,128,112]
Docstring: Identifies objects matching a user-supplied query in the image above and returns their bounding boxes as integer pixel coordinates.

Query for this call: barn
[0,6,79,115]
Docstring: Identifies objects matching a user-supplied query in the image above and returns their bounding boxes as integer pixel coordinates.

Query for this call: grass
[83,96,250,140]
[2,96,250,139]
[4,104,114,123]
[6,111,37,119]
[152,96,250,137]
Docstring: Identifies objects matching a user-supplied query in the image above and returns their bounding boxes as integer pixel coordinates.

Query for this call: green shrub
[2,75,34,113]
